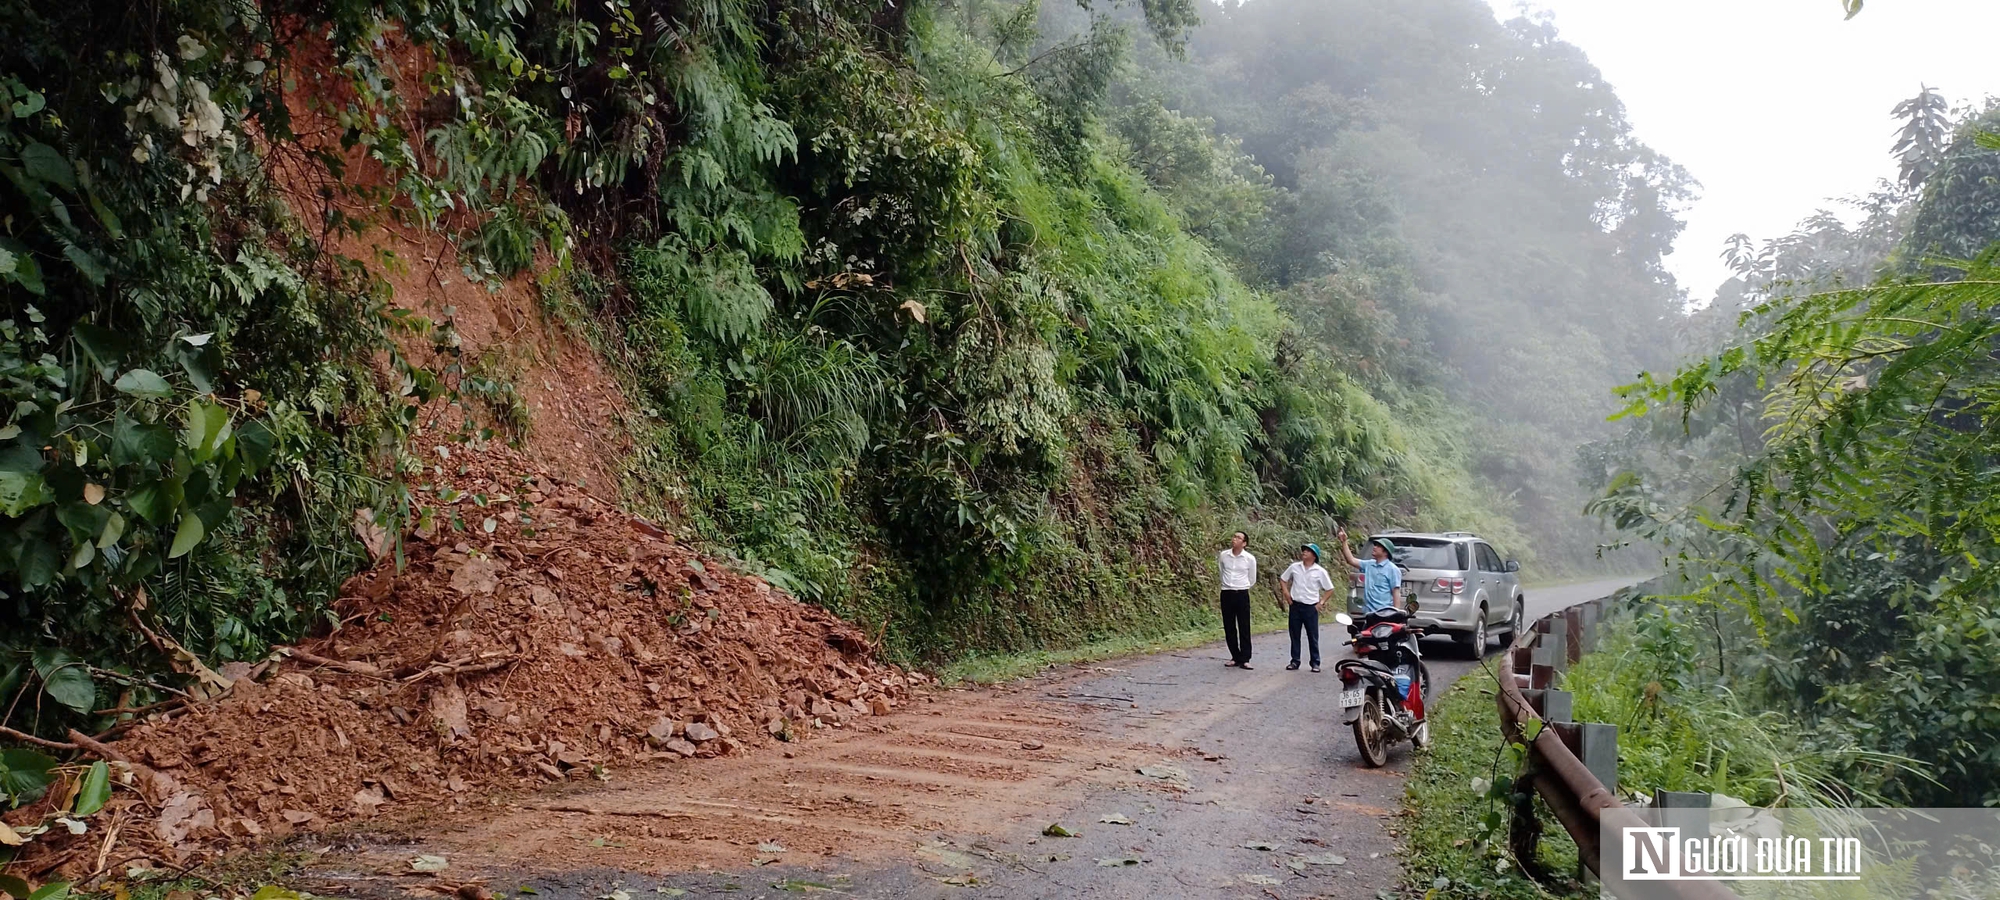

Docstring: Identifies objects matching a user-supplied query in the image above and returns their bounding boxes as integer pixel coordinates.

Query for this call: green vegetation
[1,0,1689,755]
[1561,598,1909,808]
[0,0,458,741]
[1126,0,1692,573]
[1591,83,2000,805]
[1402,673,1579,900]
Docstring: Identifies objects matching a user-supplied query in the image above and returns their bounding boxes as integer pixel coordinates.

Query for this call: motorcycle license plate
[1339,689,1365,709]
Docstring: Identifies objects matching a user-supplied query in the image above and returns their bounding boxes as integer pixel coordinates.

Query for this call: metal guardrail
[1494,590,1743,900]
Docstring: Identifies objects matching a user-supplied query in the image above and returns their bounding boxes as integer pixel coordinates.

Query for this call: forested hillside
[0,0,1678,747]
[1126,0,1692,570]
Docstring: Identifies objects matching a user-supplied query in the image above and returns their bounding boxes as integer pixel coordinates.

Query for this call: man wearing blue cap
[1334,525,1404,614]
[1276,543,1337,672]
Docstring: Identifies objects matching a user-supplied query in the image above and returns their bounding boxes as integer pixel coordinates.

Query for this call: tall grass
[1561,601,1916,808]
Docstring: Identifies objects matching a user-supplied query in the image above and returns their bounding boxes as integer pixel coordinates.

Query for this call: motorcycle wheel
[1354,692,1391,768]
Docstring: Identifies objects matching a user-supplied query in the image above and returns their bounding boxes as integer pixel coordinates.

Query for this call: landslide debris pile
[98,440,916,855]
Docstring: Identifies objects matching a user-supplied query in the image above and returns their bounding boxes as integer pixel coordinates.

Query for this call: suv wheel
[1508,599,1524,640]
[1458,608,1487,658]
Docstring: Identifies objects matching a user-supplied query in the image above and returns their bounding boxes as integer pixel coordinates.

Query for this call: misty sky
[1500,0,2000,300]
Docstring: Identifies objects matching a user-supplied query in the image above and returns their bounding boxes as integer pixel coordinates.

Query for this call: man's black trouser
[1289,601,1321,667]
[1220,589,1252,664]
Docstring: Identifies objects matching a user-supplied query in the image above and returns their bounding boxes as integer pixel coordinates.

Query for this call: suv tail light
[1430,577,1465,595]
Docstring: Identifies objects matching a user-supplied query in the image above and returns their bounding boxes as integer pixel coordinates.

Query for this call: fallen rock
[451,557,502,595]
[352,785,387,816]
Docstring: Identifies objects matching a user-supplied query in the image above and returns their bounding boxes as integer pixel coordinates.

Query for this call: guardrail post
[1563,608,1584,665]
[1553,721,1619,795]
[1524,688,1572,723]
[1536,628,1568,673]
[1511,640,1535,688]
[1653,790,1711,821]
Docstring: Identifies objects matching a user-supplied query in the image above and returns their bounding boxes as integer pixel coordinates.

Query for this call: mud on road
[301,579,1638,900]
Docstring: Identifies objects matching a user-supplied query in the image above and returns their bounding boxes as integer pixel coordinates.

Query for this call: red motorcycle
[1333,609,1433,766]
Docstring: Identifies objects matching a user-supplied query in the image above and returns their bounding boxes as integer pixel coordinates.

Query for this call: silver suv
[1345,531,1522,657]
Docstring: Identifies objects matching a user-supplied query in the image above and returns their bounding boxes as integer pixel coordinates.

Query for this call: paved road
[315,577,1639,900]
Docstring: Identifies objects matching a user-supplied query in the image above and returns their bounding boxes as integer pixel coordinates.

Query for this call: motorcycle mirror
[1333,612,1354,627]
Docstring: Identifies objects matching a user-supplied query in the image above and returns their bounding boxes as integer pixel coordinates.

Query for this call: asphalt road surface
[309,576,1640,900]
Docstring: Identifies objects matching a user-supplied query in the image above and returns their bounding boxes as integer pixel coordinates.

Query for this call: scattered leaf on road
[1098,814,1132,825]
[1042,823,1077,837]
[1136,766,1186,781]
[411,855,450,873]
[758,842,787,853]
[1241,840,1277,851]
[1242,874,1283,885]
[1094,857,1142,868]
[916,841,978,871]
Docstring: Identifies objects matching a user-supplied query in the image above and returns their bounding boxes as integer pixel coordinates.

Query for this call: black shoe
[1286,661,1301,671]
[1223,660,1239,668]
[1311,664,1322,673]
[1239,663,1254,670]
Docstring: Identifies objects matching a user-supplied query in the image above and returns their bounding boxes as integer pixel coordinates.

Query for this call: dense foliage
[1592,89,2000,805]
[0,0,453,742]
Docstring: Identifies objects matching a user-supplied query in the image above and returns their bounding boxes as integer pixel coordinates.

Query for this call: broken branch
[0,725,79,752]
[285,648,387,677]
[402,655,518,684]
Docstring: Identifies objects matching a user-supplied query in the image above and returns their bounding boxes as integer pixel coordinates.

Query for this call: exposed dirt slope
[80,437,914,867]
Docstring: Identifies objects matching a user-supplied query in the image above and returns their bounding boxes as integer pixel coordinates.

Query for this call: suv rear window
[1392,539,1467,570]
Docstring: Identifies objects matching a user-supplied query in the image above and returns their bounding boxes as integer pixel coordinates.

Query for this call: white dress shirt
[1219,549,1257,590]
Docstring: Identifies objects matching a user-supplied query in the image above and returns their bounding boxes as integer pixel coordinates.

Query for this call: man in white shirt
[1276,543,1337,672]
[1218,531,1257,669]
